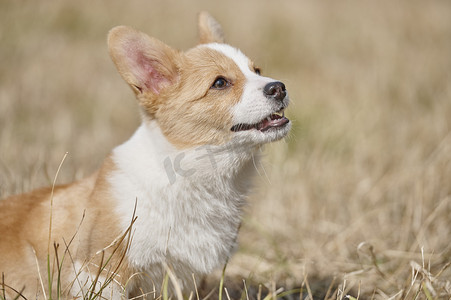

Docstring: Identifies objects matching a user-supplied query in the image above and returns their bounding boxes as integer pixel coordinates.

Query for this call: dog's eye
[254,67,261,75]
[211,77,229,90]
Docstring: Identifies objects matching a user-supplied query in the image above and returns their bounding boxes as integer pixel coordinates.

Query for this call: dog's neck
[112,121,260,185]
[105,121,259,283]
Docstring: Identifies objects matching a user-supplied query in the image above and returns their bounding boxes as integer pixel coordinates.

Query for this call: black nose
[263,81,286,102]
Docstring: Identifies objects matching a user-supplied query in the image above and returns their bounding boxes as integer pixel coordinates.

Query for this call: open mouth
[231,109,290,132]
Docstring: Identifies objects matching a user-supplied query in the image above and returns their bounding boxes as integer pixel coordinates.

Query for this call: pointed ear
[108,26,180,96]
[198,11,225,44]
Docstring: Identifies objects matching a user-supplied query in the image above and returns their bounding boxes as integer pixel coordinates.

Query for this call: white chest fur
[108,122,258,287]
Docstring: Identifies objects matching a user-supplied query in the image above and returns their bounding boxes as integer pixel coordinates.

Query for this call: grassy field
[1,1,450,299]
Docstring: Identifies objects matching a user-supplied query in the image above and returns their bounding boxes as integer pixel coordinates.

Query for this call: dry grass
[1,0,450,299]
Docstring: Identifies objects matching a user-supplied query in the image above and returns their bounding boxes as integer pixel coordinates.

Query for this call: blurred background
[1,1,450,299]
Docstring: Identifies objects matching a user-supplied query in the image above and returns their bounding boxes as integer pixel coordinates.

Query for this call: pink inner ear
[135,51,171,95]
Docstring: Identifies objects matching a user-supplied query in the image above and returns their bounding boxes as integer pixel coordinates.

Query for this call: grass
[1,0,450,299]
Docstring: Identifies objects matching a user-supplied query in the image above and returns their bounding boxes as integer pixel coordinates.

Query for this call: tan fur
[198,11,225,44]
[108,26,181,116]
[108,24,248,149]
[0,12,279,299]
[156,47,246,148]
[0,156,131,299]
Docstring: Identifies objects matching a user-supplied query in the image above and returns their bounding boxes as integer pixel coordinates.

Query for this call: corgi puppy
[0,12,290,299]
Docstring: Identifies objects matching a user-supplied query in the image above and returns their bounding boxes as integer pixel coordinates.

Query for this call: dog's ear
[198,11,225,44]
[108,26,180,98]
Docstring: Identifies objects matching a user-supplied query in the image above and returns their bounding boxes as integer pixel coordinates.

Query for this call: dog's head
[108,12,290,149]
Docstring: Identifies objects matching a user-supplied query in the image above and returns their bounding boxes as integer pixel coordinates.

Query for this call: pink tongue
[258,115,289,132]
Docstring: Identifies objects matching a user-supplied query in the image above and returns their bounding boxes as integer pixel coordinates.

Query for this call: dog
[0,12,290,299]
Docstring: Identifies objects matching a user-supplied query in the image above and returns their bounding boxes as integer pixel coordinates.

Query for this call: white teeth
[274,108,285,117]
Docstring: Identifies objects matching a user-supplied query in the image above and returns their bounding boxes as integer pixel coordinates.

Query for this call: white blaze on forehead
[203,43,255,77]
[202,43,277,126]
